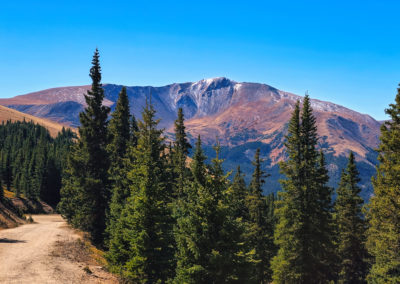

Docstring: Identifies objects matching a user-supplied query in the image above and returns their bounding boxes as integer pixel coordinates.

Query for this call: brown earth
[0,85,113,106]
[0,105,76,137]
[0,201,26,229]
[0,214,118,284]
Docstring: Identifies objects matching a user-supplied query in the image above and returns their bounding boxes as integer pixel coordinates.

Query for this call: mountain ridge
[0,77,380,198]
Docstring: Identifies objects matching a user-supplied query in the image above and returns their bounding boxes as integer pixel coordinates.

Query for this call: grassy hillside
[0,105,76,137]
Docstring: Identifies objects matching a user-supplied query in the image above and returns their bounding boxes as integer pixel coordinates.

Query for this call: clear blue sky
[1,0,400,120]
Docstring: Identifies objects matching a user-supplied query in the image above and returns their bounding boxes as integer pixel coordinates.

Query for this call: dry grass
[50,234,119,283]
[0,105,77,137]
[51,238,93,263]
[3,189,15,199]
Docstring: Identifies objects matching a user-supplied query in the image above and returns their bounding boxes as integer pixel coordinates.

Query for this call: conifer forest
[1,50,400,284]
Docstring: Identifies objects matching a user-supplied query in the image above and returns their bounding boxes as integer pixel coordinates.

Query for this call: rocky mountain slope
[0,78,381,198]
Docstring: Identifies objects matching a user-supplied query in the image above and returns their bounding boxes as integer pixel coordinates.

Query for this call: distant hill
[0,78,382,199]
[0,105,75,137]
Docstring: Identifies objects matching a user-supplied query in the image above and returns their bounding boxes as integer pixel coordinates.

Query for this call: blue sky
[1,0,400,120]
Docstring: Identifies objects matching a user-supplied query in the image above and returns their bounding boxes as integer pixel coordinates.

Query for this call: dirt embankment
[0,200,26,229]
[0,214,118,283]
[0,189,55,229]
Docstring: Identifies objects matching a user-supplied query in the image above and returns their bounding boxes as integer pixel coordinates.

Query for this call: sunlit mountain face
[0,77,381,200]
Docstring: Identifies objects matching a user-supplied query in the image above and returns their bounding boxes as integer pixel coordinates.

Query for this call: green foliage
[106,86,132,245]
[173,142,252,283]
[335,152,368,283]
[366,85,400,283]
[58,49,110,246]
[249,148,269,194]
[107,99,174,283]
[272,97,335,283]
[231,166,248,219]
[191,135,207,187]
[107,86,131,164]
[172,108,192,197]
[49,50,399,283]
[0,121,74,203]
[199,133,377,200]
[245,148,276,283]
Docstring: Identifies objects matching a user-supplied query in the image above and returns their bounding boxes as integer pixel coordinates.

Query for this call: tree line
[0,121,75,205]
[57,50,399,283]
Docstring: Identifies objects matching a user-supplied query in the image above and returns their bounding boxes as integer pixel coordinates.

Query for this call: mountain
[0,77,381,199]
[0,105,76,137]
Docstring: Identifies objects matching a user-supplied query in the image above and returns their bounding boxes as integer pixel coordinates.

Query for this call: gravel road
[0,215,117,284]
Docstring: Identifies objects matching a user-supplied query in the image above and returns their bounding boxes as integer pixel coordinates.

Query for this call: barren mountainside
[0,77,381,198]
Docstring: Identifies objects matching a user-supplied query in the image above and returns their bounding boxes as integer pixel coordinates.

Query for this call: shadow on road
[0,238,26,243]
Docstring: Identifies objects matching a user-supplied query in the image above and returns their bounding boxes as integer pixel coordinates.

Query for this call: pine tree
[174,142,250,283]
[172,108,192,196]
[173,136,209,283]
[58,49,110,246]
[130,114,139,147]
[314,151,337,281]
[366,85,400,283]
[231,166,248,219]
[249,148,268,193]
[107,99,174,283]
[245,148,275,283]
[271,96,335,283]
[191,135,207,187]
[107,86,131,165]
[335,152,368,283]
[106,86,131,244]
[2,150,11,191]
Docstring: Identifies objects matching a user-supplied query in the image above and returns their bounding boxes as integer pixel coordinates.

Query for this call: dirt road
[0,215,117,284]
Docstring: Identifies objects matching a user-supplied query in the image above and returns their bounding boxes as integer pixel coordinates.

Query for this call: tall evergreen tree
[245,148,275,283]
[191,135,207,187]
[172,108,192,196]
[174,142,250,283]
[130,114,139,147]
[335,152,368,283]
[107,99,174,283]
[2,150,12,191]
[271,96,335,283]
[231,166,248,219]
[366,85,400,283]
[315,151,337,280]
[58,49,110,246]
[106,86,132,244]
[173,135,209,282]
[249,148,268,193]
[107,86,131,165]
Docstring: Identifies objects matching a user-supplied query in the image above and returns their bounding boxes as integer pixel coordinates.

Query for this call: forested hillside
[0,121,75,205]
[0,104,75,138]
